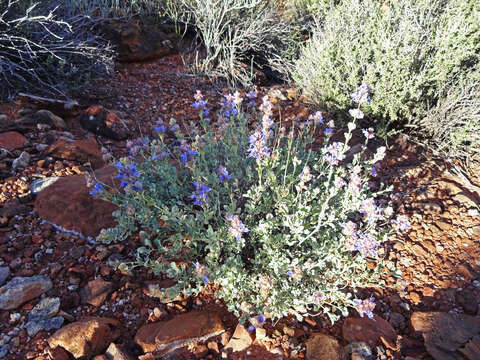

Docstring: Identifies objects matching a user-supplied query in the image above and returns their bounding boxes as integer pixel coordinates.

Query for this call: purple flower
[324,128,333,137]
[323,142,345,166]
[151,152,169,161]
[226,215,249,241]
[154,125,167,132]
[220,93,240,118]
[308,111,323,124]
[391,215,411,232]
[351,83,372,104]
[170,124,180,132]
[247,90,257,105]
[89,183,104,197]
[362,127,375,139]
[115,162,142,192]
[355,233,380,257]
[258,315,265,323]
[371,165,377,177]
[180,149,198,163]
[202,275,209,284]
[287,266,302,281]
[248,325,255,332]
[191,181,211,205]
[218,166,231,183]
[247,130,270,159]
[353,297,375,319]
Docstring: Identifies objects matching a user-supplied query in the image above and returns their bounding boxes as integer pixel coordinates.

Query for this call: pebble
[473,280,480,288]
[0,268,10,287]
[12,151,31,170]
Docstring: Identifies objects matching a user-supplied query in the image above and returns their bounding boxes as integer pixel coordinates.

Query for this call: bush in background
[92,88,408,324]
[163,0,300,86]
[0,0,114,100]
[292,0,480,138]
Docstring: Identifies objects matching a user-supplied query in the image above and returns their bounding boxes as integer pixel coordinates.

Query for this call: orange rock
[0,131,26,150]
[342,315,397,349]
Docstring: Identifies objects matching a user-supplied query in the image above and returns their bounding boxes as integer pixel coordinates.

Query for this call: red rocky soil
[0,53,479,360]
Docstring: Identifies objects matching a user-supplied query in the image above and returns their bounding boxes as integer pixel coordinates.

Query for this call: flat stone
[48,317,121,359]
[306,333,344,360]
[105,342,134,360]
[30,177,60,194]
[34,166,118,238]
[29,297,60,321]
[0,276,52,310]
[411,312,480,360]
[46,137,104,170]
[342,316,397,349]
[135,311,224,354]
[35,109,67,129]
[224,324,252,353]
[0,131,27,150]
[81,279,113,307]
[26,316,64,336]
[0,267,9,287]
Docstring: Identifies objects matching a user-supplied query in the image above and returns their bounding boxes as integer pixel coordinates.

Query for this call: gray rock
[30,177,60,194]
[28,297,60,322]
[0,275,52,310]
[0,344,10,359]
[0,267,9,287]
[345,342,372,360]
[26,316,64,336]
[0,114,7,122]
[12,151,31,170]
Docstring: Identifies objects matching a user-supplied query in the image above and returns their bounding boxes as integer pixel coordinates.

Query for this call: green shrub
[163,0,300,86]
[0,0,114,100]
[292,0,480,135]
[62,0,166,18]
[92,88,408,324]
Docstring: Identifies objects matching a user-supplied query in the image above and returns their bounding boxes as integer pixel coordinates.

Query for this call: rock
[135,311,225,354]
[47,346,71,360]
[0,201,30,219]
[411,312,480,360]
[36,110,67,129]
[255,328,266,341]
[34,165,118,238]
[45,137,104,169]
[345,342,372,360]
[105,343,134,360]
[456,289,479,315]
[0,114,7,122]
[81,279,113,307]
[29,297,61,321]
[342,316,397,349]
[26,297,64,335]
[0,131,27,150]
[224,324,252,353]
[48,317,121,359]
[12,151,30,170]
[0,267,9,287]
[30,177,61,194]
[0,344,9,358]
[79,106,127,140]
[306,333,344,360]
[388,312,406,330]
[0,276,52,310]
[26,316,64,336]
[101,20,177,62]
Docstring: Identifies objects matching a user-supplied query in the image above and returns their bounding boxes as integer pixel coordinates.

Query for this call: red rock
[135,311,225,354]
[46,137,104,169]
[342,316,397,349]
[80,278,114,307]
[306,333,344,360]
[47,346,71,360]
[34,166,118,238]
[79,106,127,140]
[411,312,480,360]
[0,131,27,149]
[48,317,121,359]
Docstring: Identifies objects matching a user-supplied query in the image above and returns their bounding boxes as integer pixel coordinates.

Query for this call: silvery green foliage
[96,92,393,324]
[292,0,480,134]
[0,0,114,100]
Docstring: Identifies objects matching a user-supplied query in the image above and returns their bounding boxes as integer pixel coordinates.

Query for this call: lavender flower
[391,215,411,232]
[287,265,303,281]
[180,149,198,163]
[312,292,325,305]
[218,166,231,183]
[151,152,169,161]
[247,130,270,159]
[308,111,323,124]
[360,198,384,225]
[115,161,142,192]
[226,215,249,241]
[362,127,375,139]
[349,109,364,119]
[191,181,211,205]
[170,124,180,132]
[220,93,239,117]
[154,124,167,132]
[323,142,345,166]
[193,262,209,283]
[355,233,380,257]
[247,90,257,105]
[324,128,333,137]
[89,183,104,197]
[351,83,372,104]
[353,297,375,319]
